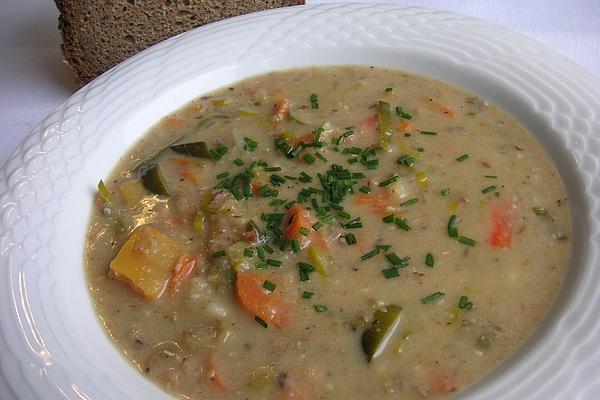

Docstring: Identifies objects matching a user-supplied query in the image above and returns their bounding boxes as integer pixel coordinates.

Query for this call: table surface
[1,0,599,168]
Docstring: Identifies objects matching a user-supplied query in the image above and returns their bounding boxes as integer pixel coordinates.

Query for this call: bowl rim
[1,3,600,400]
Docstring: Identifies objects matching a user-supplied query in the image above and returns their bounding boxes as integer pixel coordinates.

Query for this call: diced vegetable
[489,203,512,248]
[109,225,189,300]
[170,141,211,158]
[377,101,393,151]
[272,98,290,122]
[97,179,112,203]
[141,165,169,196]
[168,254,198,298]
[307,244,332,277]
[226,241,254,273]
[285,204,315,242]
[119,179,146,207]
[203,355,229,392]
[361,305,403,362]
[235,272,291,327]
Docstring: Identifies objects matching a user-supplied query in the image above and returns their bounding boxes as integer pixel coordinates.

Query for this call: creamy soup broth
[85,66,571,399]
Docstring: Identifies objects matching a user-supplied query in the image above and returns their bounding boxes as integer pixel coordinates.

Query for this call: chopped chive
[337,210,351,219]
[397,154,416,166]
[382,267,400,279]
[365,159,380,169]
[482,185,497,194]
[420,130,438,135]
[421,291,445,304]
[384,86,393,92]
[457,236,476,246]
[266,259,282,267]
[379,175,400,187]
[216,171,230,179]
[425,253,435,267]
[291,239,301,253]
[310,93,319,109]
[213,250,226,258]
[394,217,411,231]
[416,147,425,153]
[400,198,419,207]
[312,221,324,231]
[262,280,276,292]
[347,156,359,164]
[345,233,357,245]
[302,291,314,299]
[441,187,450,196]
[243,247,254,257]
[298,226,310,236]
[299,172,313,183]
[244,137,258,151]
[298,261,315,282]
[359,186,372,194]
[404,133,412,137]
[314,304,328,312]
[285,200,297,209]
[303,153,316,164]
[256,246,265,260]
[382,214,395,223]
[255,316,268,328]
[458,295,474,310]
[385,252,403,265]
[209,144,229,160]
[269,199,286,207]
[361,248,380,261]
[456,153,469,162]
[343,218,363,229]
[485,175,498,179]
[314,152,328,163]
[255,262,268,270]
[395,106,413,120]
[233,158,244,166]
[263,166,282,172]
[263,245,274,254]
[447,215,459,238]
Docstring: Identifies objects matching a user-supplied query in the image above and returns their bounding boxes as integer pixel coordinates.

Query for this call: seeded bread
[55,0,305,84]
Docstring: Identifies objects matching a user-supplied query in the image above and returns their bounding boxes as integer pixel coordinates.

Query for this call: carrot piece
[489,203,513,248]
[429,100,456,117]
[397,119,412,133]
[357,114,379,129]
[354,191,395,216]
[236,272,291,327]
[251,181,263,195]
[284,204,316,240]
[203,355,229,393]
[290,133,314,149]
[428,367,458,395]
[168,254,198,297]
[272,98,290,122]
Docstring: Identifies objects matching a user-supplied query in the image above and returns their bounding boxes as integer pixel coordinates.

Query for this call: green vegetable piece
[170,141,211,158]
[97,179,112,203]
[307,244,332,277]
[377,101,393,151]
[361,305,403,362]
[141,165,169,196]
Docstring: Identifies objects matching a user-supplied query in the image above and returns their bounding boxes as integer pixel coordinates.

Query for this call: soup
[85,66,571,399]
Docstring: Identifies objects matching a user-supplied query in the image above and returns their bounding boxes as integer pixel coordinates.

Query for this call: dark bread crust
[55,0,304,84]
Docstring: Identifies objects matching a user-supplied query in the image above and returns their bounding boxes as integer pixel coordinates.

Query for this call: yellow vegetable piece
[120,179,147,208]
[109,225,188,300]
[416,171,429,188]
[307,245,332,277]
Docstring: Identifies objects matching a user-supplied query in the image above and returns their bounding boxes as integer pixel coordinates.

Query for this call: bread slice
[55,0,304,84]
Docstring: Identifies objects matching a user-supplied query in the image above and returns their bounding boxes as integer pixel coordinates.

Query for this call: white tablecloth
[1,0,599,168]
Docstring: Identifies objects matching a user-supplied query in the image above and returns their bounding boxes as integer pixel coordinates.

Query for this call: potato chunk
[109,225,187,300]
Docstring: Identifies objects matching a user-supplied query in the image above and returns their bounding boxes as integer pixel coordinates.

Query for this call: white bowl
[1,4,600,399]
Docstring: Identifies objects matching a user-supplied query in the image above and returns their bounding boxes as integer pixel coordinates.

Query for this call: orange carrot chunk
[168,254,198,298]
[489,203,513,248]
[203,355,229,393]
[236,272,291,327]
[272,98,290,122]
